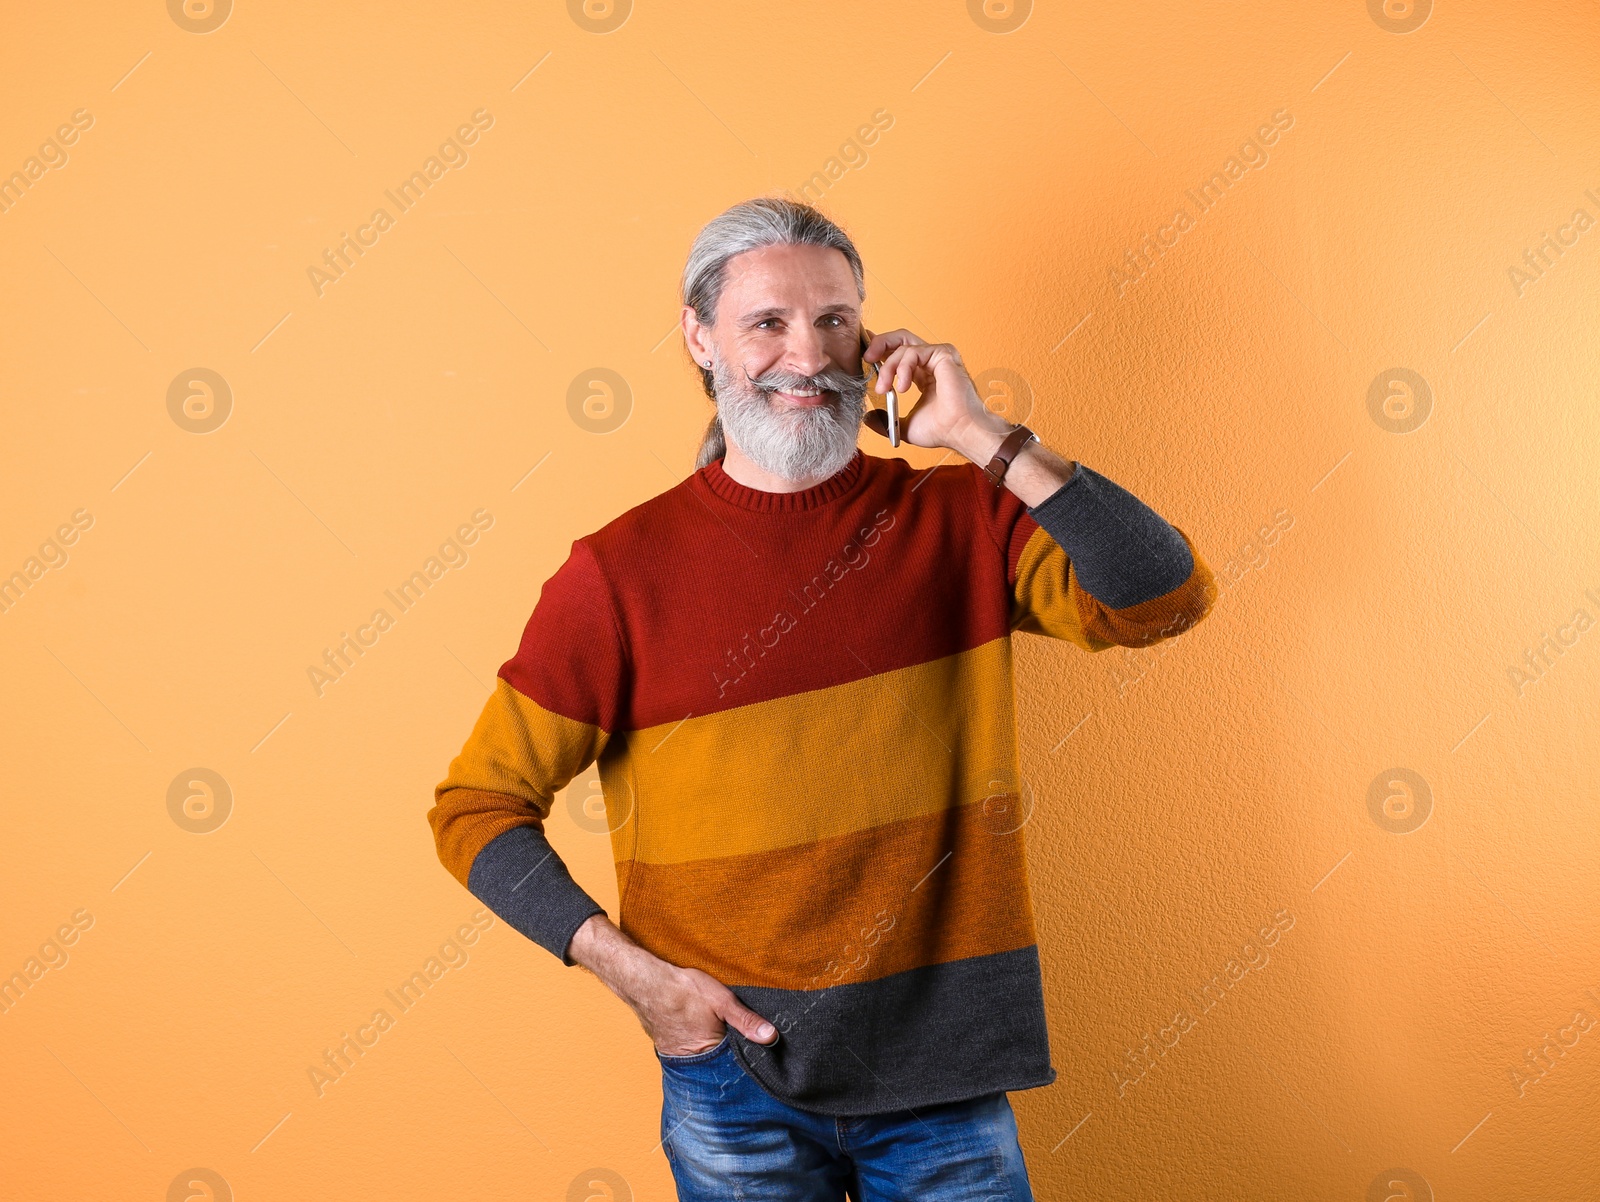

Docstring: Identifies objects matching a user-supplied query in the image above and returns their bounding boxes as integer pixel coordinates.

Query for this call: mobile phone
[860,333,899,446]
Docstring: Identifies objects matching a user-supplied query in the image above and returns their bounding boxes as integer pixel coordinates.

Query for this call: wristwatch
[981,424,1038,486]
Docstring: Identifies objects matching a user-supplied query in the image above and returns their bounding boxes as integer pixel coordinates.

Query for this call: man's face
[698,242,870,481]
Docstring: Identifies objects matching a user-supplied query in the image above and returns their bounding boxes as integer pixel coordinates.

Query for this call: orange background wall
[3,2,1597,1199]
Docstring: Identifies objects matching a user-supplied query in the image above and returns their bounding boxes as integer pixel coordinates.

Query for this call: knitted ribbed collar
[696,448,868,513]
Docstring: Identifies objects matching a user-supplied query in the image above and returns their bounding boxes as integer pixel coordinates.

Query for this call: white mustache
[747,367,868,398]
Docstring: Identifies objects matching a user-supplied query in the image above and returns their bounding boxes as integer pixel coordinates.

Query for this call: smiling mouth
[772,387,834,407]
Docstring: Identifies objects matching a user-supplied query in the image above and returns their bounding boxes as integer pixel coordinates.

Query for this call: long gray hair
[682,197,866,469]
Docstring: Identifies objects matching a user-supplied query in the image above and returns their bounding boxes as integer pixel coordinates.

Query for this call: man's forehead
[721,244,858,310]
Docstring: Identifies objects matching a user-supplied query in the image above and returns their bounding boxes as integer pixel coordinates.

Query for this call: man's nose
[779,328,833,379]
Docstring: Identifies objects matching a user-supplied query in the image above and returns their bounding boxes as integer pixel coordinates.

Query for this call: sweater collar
[696,448,868,513]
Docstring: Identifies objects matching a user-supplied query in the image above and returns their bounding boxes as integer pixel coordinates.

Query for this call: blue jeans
[657,1032,1037,1200]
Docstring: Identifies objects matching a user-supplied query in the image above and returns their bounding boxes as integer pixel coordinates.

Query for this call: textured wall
[2,2,1596,1199]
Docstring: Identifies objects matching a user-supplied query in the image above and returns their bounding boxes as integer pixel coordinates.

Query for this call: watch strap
[981,424,1037,486]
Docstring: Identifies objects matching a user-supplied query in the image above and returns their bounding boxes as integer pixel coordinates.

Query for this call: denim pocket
[655,1030,732,1065]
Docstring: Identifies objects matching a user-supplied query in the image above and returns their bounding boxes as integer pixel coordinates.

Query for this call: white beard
[712,354,868,482]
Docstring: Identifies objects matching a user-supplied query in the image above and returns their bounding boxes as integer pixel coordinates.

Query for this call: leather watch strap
[981,424,1038,486]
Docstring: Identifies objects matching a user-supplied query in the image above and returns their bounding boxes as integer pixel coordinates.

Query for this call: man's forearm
[569,912,665,1007]
[948,411,1196,608]
[465,824,607,966]
[948,410,1075,508]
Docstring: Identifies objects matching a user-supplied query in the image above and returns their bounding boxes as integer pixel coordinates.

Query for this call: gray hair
[682,197,866,469]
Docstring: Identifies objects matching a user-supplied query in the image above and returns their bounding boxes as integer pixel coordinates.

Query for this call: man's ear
[683,305,713,367]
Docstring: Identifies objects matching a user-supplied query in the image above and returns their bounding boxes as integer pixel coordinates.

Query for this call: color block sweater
[429,447,1216,1116]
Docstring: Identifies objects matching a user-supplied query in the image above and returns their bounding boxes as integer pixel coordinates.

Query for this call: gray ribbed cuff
[467,825,606,966]
[1026,464,1193,607]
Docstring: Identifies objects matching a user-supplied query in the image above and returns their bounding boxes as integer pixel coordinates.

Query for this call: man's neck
[720,441,856,494]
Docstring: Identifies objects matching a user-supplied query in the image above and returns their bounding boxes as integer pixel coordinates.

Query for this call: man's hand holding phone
[859,327,1017,467]
[859,326,1078,504]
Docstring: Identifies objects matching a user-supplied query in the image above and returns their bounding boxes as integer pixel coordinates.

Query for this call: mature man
[429,197,1216,1199]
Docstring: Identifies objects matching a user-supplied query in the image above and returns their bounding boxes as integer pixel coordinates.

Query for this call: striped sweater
[429,446,1216,1115]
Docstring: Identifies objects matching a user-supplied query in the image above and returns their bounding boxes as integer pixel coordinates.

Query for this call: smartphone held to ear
[861,334,899,447]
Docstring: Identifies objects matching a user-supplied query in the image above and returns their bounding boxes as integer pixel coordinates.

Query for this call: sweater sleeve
[427,539,626,966]
[997,462,1218,650]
